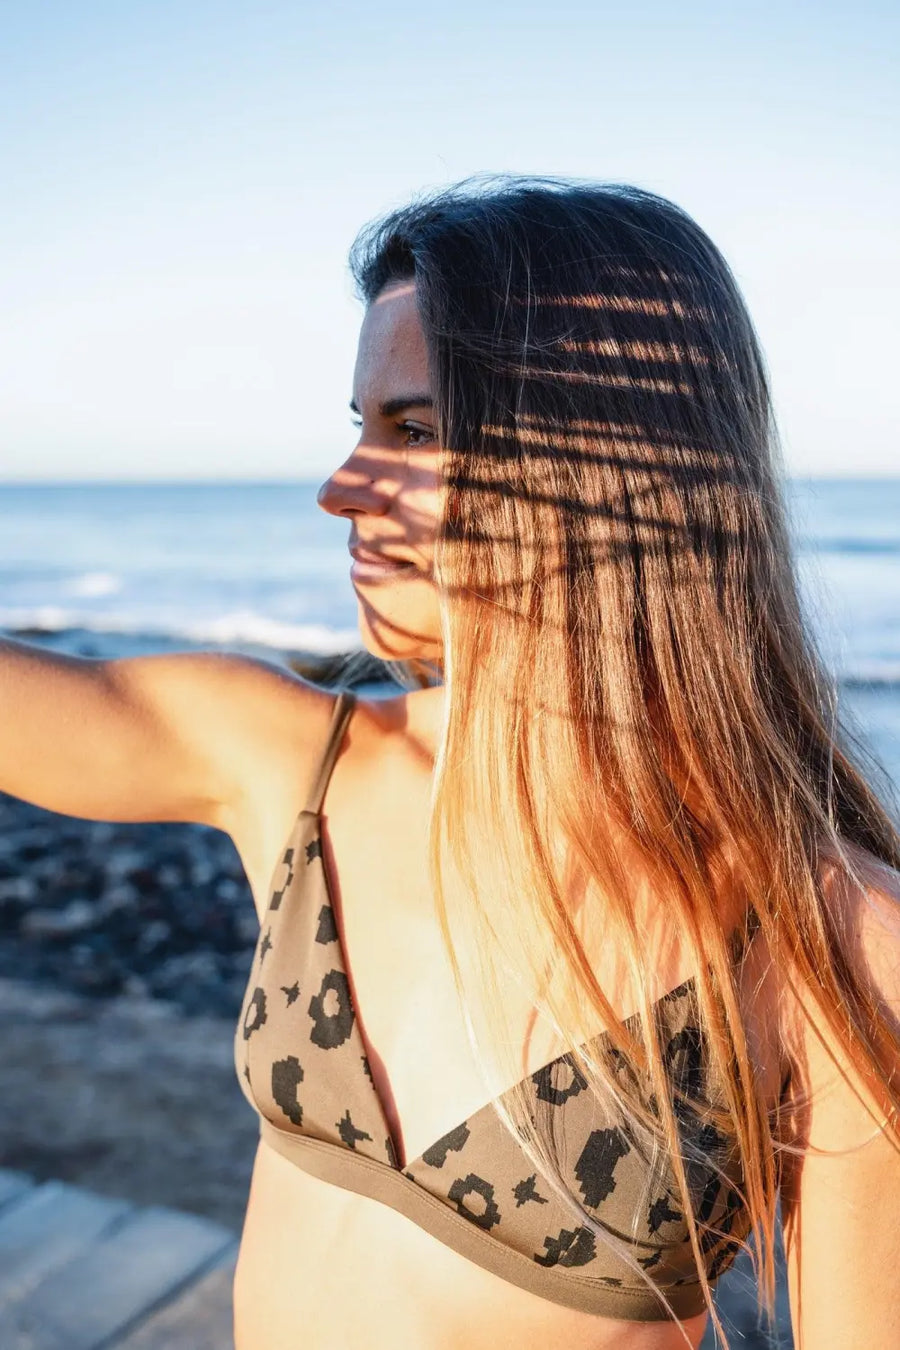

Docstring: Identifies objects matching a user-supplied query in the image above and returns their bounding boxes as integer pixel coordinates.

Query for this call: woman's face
[317,282,444,663]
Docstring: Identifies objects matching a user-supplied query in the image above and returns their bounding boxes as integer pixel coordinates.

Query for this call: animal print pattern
[235,802,750,1303]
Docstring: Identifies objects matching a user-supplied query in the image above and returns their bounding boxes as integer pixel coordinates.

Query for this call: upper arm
[101,650,331,831]
[0,637,329,831]
[780,863,900,1349]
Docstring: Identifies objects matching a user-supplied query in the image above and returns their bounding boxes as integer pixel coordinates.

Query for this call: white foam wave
[177,611,360,653]
[64,572,123,599]
[0,607,360,656]
[836,659,900,687]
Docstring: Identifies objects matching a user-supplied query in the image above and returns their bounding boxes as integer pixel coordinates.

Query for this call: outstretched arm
[0,638,324,832]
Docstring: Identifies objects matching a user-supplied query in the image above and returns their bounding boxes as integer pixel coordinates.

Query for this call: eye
[350,416,362,430]
[399,421,435,448]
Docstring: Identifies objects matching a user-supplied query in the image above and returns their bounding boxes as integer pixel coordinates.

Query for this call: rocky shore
[0,791,257,1016]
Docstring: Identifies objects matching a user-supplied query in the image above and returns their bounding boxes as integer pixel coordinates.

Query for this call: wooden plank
[0,1181,130,1305]
[0,1203,235,1350]
[112,1243,238,1350]
[0,1169,34,1213]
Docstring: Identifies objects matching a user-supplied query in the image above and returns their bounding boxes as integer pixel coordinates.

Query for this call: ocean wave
[64,571,123,599]
[835,660,900,688]
[0,607,360,656]
[799,538,900,556]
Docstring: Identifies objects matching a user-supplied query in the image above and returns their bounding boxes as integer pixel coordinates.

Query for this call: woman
[3,177,900,1350]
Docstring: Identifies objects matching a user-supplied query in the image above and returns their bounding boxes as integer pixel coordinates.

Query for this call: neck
[371,681,445,765]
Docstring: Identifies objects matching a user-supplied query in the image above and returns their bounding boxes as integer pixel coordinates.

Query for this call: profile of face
[316,282,444,664]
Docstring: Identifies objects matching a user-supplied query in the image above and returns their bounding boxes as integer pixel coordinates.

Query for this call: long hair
[349,176,900,1338]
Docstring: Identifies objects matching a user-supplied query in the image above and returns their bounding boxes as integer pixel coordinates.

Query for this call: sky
[0,0,897,480]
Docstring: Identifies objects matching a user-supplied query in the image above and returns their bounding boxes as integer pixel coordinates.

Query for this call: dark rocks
[20,899,99,939]
[0,790,257,1018]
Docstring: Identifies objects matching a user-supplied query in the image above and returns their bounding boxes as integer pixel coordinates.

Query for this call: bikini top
[234,689,752,1322]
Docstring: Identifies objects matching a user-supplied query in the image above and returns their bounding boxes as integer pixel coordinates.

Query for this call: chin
[355,599,443,667]
[359,631,442,665]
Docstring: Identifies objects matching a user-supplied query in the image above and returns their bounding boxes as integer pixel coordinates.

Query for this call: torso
[225,683,776,1350]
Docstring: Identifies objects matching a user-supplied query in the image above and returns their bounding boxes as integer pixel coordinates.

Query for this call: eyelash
[400,422,434,448]
[350,418,435,448]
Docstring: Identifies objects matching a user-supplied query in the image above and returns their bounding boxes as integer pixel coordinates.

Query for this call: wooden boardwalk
[0,1168,237,1350]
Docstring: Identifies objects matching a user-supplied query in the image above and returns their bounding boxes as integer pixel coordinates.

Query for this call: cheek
[399,468,443,542]
[353,569,443,651]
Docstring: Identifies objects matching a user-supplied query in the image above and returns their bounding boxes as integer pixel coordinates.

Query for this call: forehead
[354,282,431,401]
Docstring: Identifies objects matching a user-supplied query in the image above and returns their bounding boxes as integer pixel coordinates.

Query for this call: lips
[349,545,413,567]
[348,546,416,584]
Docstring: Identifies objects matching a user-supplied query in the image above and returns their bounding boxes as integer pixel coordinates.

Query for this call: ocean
[1,476,899,797]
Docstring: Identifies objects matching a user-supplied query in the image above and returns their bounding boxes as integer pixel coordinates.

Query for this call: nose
[316,452,393,518]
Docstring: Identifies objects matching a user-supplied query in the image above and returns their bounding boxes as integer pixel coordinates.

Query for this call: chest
[242,779,547,1173]
[234,753,760,1320]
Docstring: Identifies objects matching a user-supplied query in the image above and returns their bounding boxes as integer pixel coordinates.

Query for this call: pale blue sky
[1,0,897,479]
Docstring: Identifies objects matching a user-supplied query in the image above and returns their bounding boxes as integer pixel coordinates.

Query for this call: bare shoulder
[776,842,900,1345]
[779,841,900,1071]
[217,666,409,916]
[838,844,900,993]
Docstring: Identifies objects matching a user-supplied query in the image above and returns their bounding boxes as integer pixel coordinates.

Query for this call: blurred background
[0,1,897,1346]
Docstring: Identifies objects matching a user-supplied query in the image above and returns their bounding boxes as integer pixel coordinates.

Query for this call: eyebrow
[349,395,434,418]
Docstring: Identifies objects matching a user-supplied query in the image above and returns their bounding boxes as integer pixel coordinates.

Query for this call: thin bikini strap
[303,688,358,816]
[728,904,761,963]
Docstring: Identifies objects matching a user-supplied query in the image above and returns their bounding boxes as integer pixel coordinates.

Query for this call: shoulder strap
[728,904,761,964]
[303,689,358,816]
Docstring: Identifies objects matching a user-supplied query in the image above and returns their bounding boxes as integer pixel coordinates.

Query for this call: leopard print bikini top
[234,689,752,1321]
